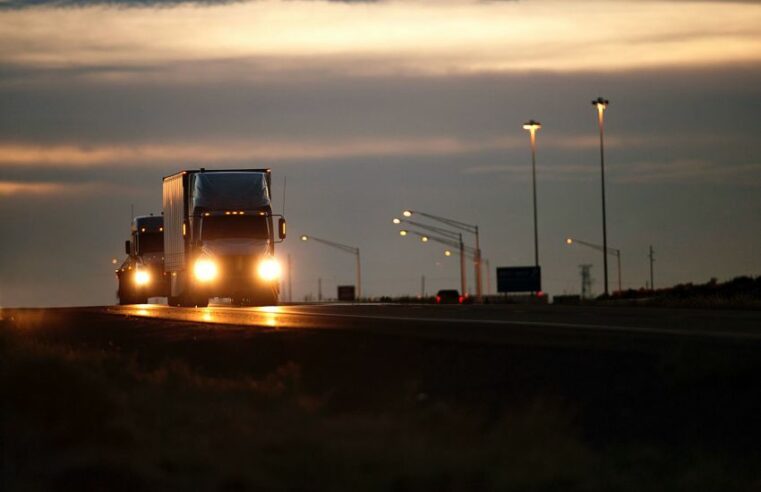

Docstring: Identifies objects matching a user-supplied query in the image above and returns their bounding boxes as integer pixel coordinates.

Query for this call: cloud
[0,134,711,168]
[1,1,760,76]
[0,179,134,195]
[615,159,761,186]
[0,0,240,8]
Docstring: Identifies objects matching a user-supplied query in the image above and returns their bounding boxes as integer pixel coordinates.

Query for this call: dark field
[2,309,761,491]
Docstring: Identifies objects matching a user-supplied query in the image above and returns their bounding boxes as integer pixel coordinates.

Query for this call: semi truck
[163,168,286,307]
[116,214,170,304]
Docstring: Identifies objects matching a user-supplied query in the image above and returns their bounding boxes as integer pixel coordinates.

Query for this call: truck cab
[116,215,170,305]
[163,169,286,307]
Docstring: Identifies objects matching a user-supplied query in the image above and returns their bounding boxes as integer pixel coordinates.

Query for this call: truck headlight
[134,270,151,286]
[257,258,281,281]
[194,258,218,282]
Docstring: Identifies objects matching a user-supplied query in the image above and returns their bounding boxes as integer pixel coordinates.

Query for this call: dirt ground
[2,309,761,491]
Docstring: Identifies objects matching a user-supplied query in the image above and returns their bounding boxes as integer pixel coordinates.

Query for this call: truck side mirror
[125,240,131,255]
[278,218,287,240]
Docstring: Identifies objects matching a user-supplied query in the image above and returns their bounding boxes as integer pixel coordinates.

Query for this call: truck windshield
[137,232,164,254]
[202,215,269,240]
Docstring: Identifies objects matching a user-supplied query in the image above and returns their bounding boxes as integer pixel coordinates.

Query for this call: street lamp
[399,228,467,296]
[300,234,362,299]
[401,210,482,301]
[565,236,622,293]
[522,119,541,268]
[592,96,610,296]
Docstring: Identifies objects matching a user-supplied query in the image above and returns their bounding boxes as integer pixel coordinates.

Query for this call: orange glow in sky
[1,1,760,76]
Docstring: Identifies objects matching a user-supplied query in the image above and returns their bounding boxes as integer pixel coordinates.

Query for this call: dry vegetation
[2,313,760,491]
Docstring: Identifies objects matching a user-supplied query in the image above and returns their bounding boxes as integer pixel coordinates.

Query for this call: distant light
[300,235,309,241]
[420,236,429,242]
[403,210,412,217]
[159,226,163,232]
[141,227,146,232]
[392,218,401,224]
[399,230,408,237]
[444,250,452,256]
[111,258,117,264]
[566,238,573,245]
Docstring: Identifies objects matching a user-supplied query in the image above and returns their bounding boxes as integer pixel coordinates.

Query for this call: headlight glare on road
[194,258,218,282]
[134,270,151,286]
[257,258,281,281]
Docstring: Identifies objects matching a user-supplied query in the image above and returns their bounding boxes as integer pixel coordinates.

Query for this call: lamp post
[400,228,466,296]
[592,97,610,296]
[565,237,621,293]
[522,120,542,267]
[401,210,481,301]
[300,234,361,300]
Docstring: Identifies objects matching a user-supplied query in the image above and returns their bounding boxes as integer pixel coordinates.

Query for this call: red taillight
[537,291,545,297]
[436,295,441,303]
[458,296,464,304]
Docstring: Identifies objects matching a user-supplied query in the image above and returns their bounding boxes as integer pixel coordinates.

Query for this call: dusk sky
[1,0,760,306]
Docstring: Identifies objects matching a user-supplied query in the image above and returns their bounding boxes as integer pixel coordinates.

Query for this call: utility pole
[485,259,491,296]
[649,246,655,291]
[318,277,322,302]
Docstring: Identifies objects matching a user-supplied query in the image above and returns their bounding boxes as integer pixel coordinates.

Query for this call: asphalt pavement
[91,302,761,346]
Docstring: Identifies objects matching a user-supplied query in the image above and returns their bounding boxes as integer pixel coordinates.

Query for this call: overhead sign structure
[497,266,541,293]
[337,285,356,301]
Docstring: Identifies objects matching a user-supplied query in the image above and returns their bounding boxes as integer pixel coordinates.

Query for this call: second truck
[163,168,286,307]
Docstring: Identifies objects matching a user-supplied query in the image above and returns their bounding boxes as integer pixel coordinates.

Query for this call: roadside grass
[2,321,759,491]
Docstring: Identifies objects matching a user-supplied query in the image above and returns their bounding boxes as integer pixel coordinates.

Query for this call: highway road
[88,302,761,345]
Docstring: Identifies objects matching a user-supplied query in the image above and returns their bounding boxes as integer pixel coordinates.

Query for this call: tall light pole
[401,210,481,301]
[399,228,467,296]
[592,97,610,296]
[522,120,542,267]
[300,235,361,300]
[565,237,621,293]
